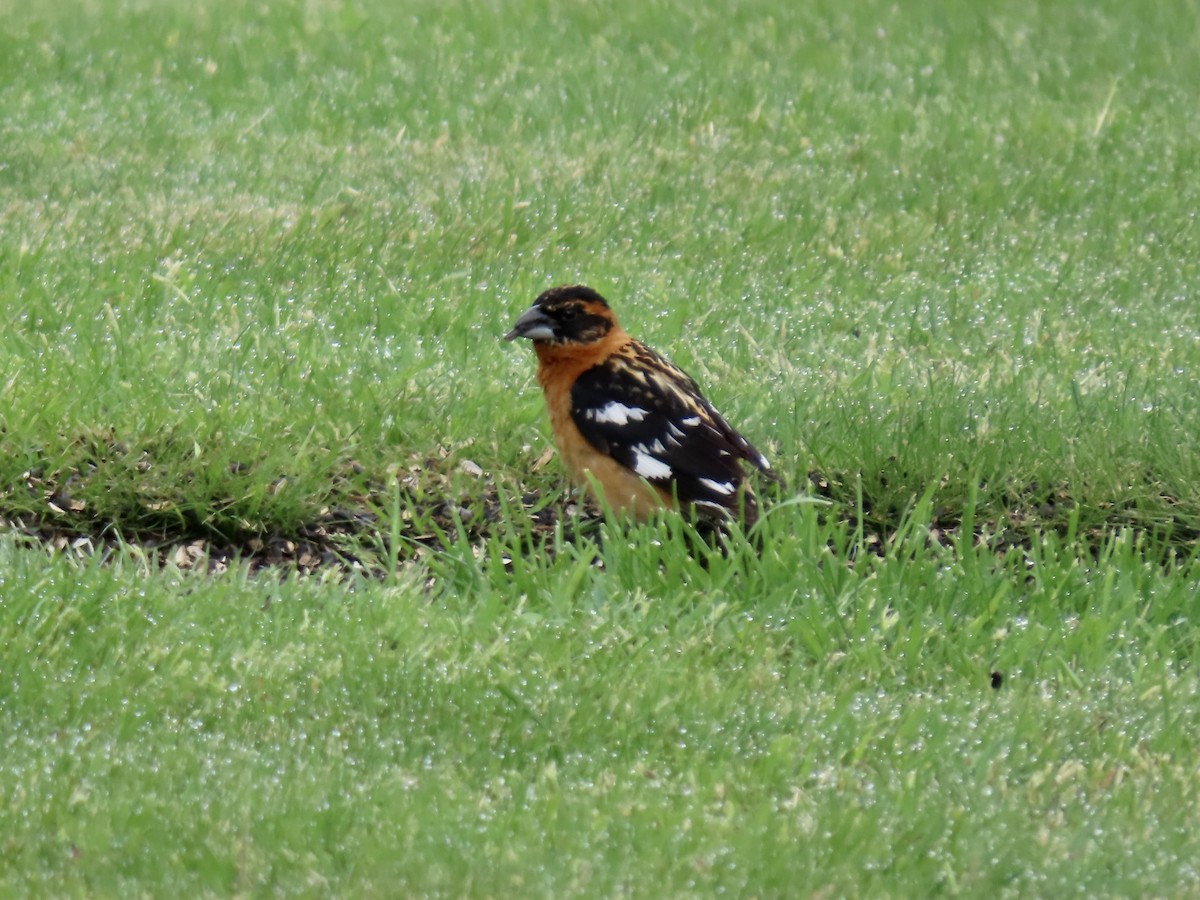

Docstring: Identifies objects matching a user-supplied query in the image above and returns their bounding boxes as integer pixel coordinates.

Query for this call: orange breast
[534,336,673,520]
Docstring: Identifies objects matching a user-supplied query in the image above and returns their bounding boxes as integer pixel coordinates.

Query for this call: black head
[503,285,616,346]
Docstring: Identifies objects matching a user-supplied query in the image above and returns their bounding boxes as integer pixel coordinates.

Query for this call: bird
[504,284,773,526]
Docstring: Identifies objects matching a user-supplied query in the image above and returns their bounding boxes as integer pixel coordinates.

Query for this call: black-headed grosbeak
[504,284,773,525]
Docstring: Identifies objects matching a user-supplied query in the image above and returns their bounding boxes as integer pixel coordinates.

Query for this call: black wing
[570,341,770,518]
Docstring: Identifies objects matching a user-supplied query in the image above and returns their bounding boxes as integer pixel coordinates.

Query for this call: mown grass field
[2,0,1200,895]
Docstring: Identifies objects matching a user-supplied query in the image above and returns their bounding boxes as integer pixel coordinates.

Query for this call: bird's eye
[560,307,579,321]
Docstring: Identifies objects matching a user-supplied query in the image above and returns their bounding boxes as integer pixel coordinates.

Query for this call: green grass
[4,522,1200,896]
[2,0,1200,894]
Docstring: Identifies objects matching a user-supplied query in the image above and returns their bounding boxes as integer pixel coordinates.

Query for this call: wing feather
[569,341,769,519]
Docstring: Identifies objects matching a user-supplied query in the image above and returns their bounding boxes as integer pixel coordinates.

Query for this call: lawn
[2,0,1199,895]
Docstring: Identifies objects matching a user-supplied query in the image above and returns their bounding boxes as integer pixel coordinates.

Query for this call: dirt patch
[1,446,573,576]
[1,440,1197,576]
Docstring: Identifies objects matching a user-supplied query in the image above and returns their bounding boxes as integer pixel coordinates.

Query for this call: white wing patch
[633,451,672,481]
[698,477,735,496]
[680,415,701,427]
[587,401,649,426]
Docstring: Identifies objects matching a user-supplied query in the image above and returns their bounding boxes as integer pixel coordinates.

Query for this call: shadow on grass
[1,434,1198,576]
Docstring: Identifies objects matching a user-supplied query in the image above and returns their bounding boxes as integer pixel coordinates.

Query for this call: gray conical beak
[503,305,557,342]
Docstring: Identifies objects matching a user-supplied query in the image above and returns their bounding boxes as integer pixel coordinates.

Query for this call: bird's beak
[503,305,557,342]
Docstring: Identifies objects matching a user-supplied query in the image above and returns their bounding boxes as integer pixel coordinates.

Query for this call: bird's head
[503,284,617,346]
